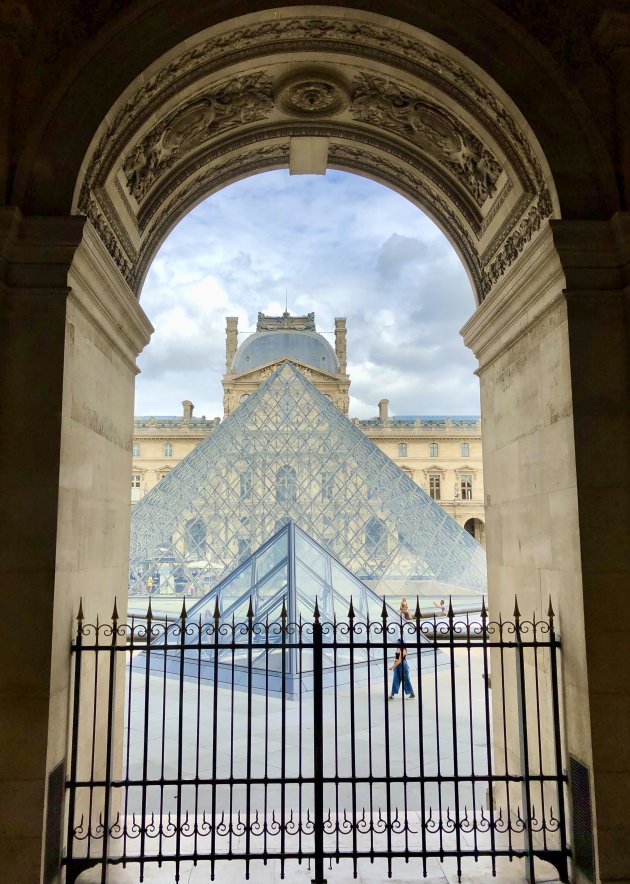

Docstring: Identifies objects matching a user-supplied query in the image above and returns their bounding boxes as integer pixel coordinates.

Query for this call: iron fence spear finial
[348,596,355,619]
[213,597,220,623]
[111,597,119,623]
[180,598,187,621]
[447,596,454,619]
[547,595,555,624]
[247,595,254,621]
[146,597,152,622]
[313,596,320,623]
[381,596,388,621]
[481,595,487,620]
[77,597,84,623]
[414,596,422,621]
[513,595,521,622]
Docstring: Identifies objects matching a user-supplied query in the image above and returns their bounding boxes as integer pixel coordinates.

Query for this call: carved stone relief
[122,73,274,201]
[274,70,350,117]
[75,13,556,300]
[350,73,503,207]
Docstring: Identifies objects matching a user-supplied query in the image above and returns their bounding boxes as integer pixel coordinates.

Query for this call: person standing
[389,638,415,699]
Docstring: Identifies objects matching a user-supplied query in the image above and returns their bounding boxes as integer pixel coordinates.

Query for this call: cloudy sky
[136,169,480,420]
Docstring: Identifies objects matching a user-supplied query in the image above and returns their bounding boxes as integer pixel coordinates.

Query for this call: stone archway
[1,5,629,883]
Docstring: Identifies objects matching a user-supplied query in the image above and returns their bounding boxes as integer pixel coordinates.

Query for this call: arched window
[276,465,297,503]
[460,442,470,457]
[429,442,439,457]
[240,393,250,404]
[184,517,206,558]
[398,443,407,457]
[365,516,387,557]
[164,442,173,457]
[132,442,140,457]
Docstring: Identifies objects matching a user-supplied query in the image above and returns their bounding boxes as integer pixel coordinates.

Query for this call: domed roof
[232,329,340,374]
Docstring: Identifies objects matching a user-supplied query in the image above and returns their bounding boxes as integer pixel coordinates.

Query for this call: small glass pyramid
[149,521,426,695]
[129,362,486,602]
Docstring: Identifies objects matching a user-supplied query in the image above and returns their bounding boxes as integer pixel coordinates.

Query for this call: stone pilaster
[462,216,630,884]
[0,209,152,883]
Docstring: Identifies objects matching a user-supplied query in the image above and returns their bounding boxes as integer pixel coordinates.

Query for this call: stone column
[335,317,347,375]
[0,209,152,883]
[462,217,630,884]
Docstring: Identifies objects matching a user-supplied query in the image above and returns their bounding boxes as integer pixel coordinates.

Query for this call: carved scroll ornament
[122,73,274,201]
[350,74,502,206]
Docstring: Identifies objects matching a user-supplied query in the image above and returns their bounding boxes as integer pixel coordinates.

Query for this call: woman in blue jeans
[389,638,415,699]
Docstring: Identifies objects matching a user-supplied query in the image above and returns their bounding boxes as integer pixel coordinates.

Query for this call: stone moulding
[74,13,556,301]
[136,122,483,233]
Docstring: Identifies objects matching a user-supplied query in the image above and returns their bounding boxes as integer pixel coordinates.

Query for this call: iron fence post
[100,599,119,884]
[312,599,326,884]
[65,601,84,879]
[515,598,535,883]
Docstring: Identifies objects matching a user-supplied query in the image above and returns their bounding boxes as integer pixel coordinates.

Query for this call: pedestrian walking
[389,637,415,699]
[399,597,413,620]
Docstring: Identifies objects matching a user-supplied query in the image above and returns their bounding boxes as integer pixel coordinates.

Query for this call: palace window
[132,442,140,457]
[429,475,441,500]
[164,442,173,457]
[131,474,141,502]
[365,516,388,558]
[276,465,297,503]
[321,471,334,500]
[184,517,206,558]
[240,470,253,501]
[398,443,408,457]
[460,474,473,500]
[460,443,470,457]
[429,442,439,457]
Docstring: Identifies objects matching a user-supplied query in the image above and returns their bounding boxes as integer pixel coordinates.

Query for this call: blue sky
[136,169,480,420]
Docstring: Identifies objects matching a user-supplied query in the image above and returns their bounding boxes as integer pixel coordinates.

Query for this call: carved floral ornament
[77,14,555,300]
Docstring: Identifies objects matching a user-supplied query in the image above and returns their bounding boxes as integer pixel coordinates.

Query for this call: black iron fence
[64,598,569,883]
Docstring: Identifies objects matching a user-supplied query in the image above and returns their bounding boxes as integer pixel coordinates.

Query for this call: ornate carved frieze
[122,73,274,202]
[481,193,553,293]
[274,70,351,117]
[85,199,134,285]
[350,73,502,207]
[74,13,557,300]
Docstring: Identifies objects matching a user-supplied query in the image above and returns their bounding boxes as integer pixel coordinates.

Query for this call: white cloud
[136,169,479,419]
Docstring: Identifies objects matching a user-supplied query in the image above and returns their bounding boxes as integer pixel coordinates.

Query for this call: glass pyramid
[148,520,429,695]
[129,362,486,601]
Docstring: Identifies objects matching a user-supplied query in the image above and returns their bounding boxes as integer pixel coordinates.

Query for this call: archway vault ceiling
[75,10,557,303]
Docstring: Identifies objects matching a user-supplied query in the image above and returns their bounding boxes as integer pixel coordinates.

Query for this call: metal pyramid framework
[150,520,429,694]
[129,361,486,600]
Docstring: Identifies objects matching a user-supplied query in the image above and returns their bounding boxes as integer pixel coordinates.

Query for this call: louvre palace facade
[132,312,486,544]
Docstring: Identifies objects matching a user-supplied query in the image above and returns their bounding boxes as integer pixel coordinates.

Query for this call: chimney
[334,317,347,375]
[182,400,194,421]
[378,399,389,421]
[226,317,238,370]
